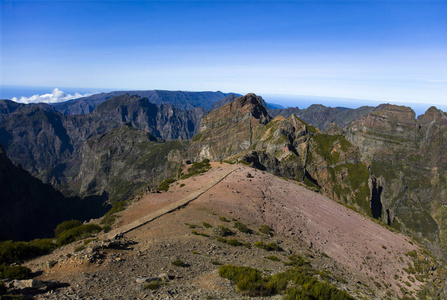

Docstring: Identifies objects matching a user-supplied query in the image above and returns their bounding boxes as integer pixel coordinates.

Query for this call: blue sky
[1,0,447,111]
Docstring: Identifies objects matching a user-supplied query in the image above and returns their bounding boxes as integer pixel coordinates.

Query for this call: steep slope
[0,144,106,241]
[269,104,376,131]
[69,124,189,202]
[24,164,435,299]
[191,94,372,216]
[189,93,271,160]
[0,95,203,189]
[53,90,233,114]
[0,103,75,178]
[345,104,447,257]
[0,99,24,122]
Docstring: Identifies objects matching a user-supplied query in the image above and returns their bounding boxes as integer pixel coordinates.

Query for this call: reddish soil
[27,163,427,299]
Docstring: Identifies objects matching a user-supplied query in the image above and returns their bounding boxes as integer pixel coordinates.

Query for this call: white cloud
[12,88,91,104]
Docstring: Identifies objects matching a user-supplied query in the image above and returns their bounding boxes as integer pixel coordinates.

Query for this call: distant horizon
[2,1,446,112]
[1,84,445,117]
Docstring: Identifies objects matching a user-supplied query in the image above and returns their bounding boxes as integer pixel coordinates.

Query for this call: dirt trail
[105,164,239,239]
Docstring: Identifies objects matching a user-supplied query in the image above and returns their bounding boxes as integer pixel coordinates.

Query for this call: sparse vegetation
[234,221,252,234]
[254,241,282,252]
[57,224,102,245]
[144,280,164,290]
[258,225,274,236]
[202,222,213,228]
[266,255,280,262]
[54,220,82,238]
[216,237,244,247]
[171,259,189,268]
[158,177,176,192]
[226,239,243,246]
[180,159,211,179]
[214,225,234,237]
[219,216,229,222]
[0,239,57,265]
[0,264,32,280]
[191,230,210,237]
[218,264,354,299]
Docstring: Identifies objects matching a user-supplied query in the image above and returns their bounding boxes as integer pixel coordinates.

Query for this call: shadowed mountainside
[0,143,107,241]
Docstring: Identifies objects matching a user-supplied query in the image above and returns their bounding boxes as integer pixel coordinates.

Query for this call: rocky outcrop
[191,94,371,214]
[189,94,271,160]
[345,104,447,256]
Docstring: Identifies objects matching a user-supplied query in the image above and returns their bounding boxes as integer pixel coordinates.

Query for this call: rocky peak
[358,104,417,132]
[418,106,447,126]
[200,93,271,132]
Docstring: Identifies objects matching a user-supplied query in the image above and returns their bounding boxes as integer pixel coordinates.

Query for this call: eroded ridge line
[106,166,239,238]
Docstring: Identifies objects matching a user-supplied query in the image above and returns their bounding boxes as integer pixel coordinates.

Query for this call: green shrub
[191,231,210,237]
[55,220,82,238]
[285,255,308,267]
[219,264,354,299]
[258,225,274,236]
[181,159,211,179]
[57,224,102,246]
[158,178,176,191]
[202,222,213,228]
[219,265,272,296]
[219,216,229,222]
[226,239,243,246]
[254,241,282,252]
[144,280,164,290]
[0,239,57,265]
[266,255,280,262]
[0,265,31,280]
[171,259,189,268]
[214,225,234,237]
[234,221,252,234]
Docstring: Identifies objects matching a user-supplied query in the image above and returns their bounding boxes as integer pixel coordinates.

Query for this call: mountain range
[1,90,446,298]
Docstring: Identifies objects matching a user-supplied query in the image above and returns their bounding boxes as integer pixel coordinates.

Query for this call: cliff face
[189,93,271,160]
[191,94,372,215]
[346,104,447,255]
[72,125,189,202]
[0,143,106,241]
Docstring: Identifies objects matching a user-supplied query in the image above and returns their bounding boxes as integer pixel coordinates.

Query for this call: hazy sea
[1,85,444,117]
